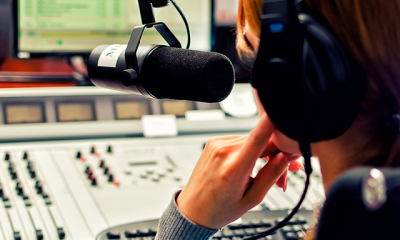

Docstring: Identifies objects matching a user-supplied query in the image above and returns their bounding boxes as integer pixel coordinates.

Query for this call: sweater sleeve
[155,191,219,240]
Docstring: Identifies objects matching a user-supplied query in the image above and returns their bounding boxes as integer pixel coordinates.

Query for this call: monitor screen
[17,0,211,55]
[214,0,239,27]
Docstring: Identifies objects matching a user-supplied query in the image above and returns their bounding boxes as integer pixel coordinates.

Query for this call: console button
[107,231,120,239]
[125,230,139,238]
[174,176,182,181]
[4,152,10,161]
[76,151,82,159]
[284,232,298,240]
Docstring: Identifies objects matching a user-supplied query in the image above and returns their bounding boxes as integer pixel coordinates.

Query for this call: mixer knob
[29,170,36,179]
[76,151,82,159]
[4,152,10,161]
[37,185,43,194]
[22,151,28,160]
[107,145,113,153]
[27,161,34,170]
[36,230,44,240]
[0,185,3,196]
[57,228,66,239]
[104,167,110,175]
[14,231,21,240]
[85,166,91,174]
[15,182,23,195]
[91,178,97,186]
[99,160,105,168]
[8,162,14,171]
[10,171,18,180]
[90,146,96,154]
[108,174,114,182]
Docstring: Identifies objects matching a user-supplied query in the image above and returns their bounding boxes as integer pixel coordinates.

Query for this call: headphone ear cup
[255,59,313,142]
[253,13,365,143]
[300,13,364,141]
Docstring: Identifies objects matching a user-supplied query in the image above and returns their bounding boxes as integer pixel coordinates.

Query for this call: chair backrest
[315,167,400,240]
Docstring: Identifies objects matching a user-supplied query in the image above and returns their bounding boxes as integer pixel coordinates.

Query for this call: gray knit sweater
[155,191,219,240]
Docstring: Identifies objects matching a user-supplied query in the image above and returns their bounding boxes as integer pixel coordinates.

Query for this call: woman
[155,0,400,239]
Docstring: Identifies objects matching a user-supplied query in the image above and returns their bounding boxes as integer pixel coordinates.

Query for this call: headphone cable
[243,142,313,240]
[170,0,191,49]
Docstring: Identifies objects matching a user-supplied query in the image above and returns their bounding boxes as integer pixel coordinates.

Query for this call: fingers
[235,114,275,171]
[242,152,290,205]
[289,160,304,172]
[259,141,279,159]
[275,169,287,189]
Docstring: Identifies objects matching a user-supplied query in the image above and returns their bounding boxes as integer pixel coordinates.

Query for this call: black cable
[243,143,313,240]
[170,0,191,49]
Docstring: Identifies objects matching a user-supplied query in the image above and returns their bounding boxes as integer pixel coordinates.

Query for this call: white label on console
[98,44,127,68]
[142,115,178,137]
[185,110,226,121]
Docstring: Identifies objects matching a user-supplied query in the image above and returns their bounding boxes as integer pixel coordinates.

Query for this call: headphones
[251,0,366,143]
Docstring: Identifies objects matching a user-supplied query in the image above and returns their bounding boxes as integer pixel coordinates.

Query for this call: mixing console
[0,86,325,240]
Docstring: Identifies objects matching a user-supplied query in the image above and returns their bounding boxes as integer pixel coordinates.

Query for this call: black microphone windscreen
[139,47,235,103]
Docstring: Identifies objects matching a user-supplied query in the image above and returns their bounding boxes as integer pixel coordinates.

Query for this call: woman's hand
[176,114,300,229]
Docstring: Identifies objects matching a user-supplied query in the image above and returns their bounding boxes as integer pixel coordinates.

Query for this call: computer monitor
[16,0,211,56]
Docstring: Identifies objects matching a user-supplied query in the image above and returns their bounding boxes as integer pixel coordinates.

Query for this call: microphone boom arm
[122,22,182,87]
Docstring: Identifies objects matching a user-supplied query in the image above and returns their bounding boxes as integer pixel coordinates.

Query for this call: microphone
[87,44,235,103]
